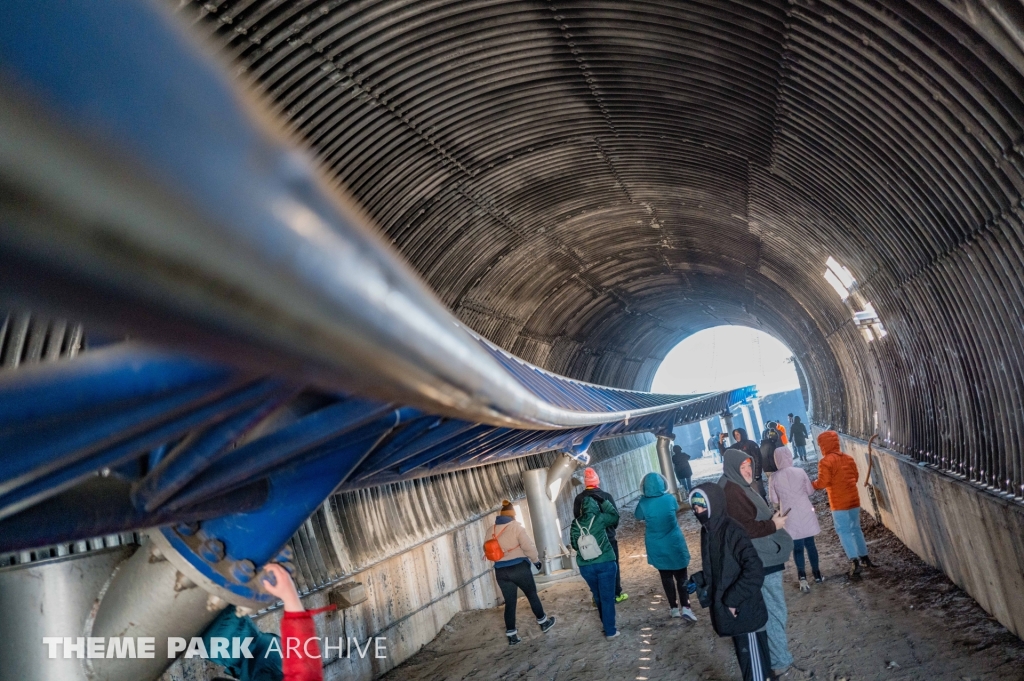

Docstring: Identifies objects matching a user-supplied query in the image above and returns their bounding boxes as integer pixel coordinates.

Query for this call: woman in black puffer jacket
[689,483,773,681]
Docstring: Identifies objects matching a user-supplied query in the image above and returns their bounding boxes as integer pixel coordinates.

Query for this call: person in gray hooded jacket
[719,449,795,676]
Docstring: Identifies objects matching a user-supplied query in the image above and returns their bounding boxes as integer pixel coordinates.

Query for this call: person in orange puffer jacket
[261,564,323,681]
[812,431,875,578]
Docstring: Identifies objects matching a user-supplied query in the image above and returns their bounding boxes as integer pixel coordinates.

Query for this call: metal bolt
[176,522,200,536]
[174,571,196,592]
[199,538,225,563]
[274,546,294,562]
[206,594,228,612]
[231,559,257,583]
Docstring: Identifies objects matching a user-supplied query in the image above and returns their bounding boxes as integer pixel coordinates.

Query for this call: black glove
[534,561,543,571]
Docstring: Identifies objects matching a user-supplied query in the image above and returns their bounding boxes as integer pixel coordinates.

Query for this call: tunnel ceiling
[172,0,1024,496]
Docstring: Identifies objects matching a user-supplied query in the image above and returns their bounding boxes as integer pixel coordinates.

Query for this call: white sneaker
[669,607,681,618]
[799,578,811,593]
[681,607,698,622]
[606,631,620,640]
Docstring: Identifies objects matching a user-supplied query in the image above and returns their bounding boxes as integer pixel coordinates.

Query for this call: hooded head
[733,427,748,443]
[584,468,600,488]
[499,500,517,517]
[721,449,752,488]
[641,472,668,497]
[774,446,794,470]
[690,483,726,530]
[580,495,601,517]
[672,444,682,455]
[817,430,841,457]
[793,416,802,424]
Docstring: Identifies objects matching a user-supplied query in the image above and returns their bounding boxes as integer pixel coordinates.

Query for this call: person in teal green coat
[634,472,697,621]
[570,495,621,638]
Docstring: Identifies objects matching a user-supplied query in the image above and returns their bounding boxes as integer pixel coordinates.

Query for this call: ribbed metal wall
[284,453,548,595]
[283,439,658,597]
[168,1,1024,498]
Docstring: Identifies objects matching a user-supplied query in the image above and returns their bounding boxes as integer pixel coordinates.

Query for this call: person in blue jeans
[570,495,621,639]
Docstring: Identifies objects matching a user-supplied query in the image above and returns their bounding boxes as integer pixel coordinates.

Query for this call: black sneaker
[539,616,555,633]
[860,555,877,568]
[813,570,824,583]
[848,558,862,578]
[507,634,522,645]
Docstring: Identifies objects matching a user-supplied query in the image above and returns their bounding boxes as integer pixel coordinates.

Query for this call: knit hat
[584,468,600,488]
[499,500,517,517]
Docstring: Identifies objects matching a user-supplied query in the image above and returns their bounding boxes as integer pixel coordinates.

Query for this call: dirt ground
[384,460,1024,681]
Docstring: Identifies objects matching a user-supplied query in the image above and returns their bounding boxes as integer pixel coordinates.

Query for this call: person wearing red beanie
[573,467,627,603]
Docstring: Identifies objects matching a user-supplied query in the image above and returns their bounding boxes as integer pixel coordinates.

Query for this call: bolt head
[176,522,200,536]
[275,546,295,562]
[232,559,257,582]
[199,538,225,563]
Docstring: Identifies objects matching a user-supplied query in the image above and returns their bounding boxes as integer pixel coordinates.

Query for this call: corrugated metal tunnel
[172,0,1024,496]
[1,0,1024,679]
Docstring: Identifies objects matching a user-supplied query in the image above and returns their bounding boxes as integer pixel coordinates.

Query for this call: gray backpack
[574,517,602,561]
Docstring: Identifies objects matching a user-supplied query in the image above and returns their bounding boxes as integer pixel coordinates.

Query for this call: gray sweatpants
[761,570,793,669]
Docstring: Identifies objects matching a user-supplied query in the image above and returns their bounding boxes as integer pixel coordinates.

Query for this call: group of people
[487,429,876,681]
[707,414,811,465]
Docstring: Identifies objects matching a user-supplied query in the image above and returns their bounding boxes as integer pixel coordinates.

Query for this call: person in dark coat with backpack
[689,484,773,681]
[570,495,621,639]
[573,468,626,602]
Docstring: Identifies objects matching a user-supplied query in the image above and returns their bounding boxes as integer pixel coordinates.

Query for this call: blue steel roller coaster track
[0,0,753,606]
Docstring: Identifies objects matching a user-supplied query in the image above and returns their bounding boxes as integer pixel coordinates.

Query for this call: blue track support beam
[345,415,443,479]
[163,399,397,511]
[0,343,228,431]
[131,384,292,512]
[0,477,268,554]
[0,378,273,520]
[0,375,241,498]
[158,415,410,606]
[351,420,482,481]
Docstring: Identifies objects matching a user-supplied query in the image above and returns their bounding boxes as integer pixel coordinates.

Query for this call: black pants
[733,630,773,681]
[657,568,689,609]
[495,560,545,632]
[610,539,622,596]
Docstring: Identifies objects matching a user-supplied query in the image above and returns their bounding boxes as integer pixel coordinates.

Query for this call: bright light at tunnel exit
[651,326,801,397]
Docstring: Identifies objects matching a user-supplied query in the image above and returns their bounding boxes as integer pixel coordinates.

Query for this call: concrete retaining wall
[816,429,1024,640]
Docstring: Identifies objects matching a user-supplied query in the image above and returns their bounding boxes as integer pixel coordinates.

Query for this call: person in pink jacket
[768,446,822,592]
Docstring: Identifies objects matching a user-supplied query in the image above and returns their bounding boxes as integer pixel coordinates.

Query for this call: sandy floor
[383,460,1024,681]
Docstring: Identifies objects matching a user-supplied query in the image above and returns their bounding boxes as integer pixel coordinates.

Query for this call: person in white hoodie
[489,500,555,644]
